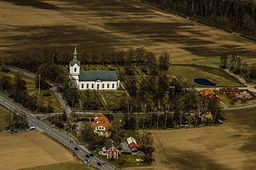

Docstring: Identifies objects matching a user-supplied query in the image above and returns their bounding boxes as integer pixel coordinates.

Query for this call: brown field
[0,131,76,170]
[126,108,256,170]
[0,0,256,66]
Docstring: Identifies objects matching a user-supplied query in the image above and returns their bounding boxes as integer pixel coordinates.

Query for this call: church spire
[73,45,78,59]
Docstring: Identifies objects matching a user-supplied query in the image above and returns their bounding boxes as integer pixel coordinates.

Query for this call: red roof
[91,114,112,129]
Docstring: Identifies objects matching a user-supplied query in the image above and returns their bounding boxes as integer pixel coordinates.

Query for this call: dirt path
[0,0,256,66]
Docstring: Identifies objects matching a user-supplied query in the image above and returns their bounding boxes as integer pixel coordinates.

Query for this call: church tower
[69,46,80,82]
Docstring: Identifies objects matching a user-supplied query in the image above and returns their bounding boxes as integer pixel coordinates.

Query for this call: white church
[69,47,120,90]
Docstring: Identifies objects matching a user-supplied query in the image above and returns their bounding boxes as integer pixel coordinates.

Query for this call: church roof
[69,58,80,67]
[69,46,80,66]
[79,71,118,81]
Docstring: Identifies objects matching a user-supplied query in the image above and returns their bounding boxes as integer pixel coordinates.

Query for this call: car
[89,153,94,157]
[84,159,89,164]
[29,126,36,130]
[85,154,90,158]
[97,162,102,166]
[74,147,79,151]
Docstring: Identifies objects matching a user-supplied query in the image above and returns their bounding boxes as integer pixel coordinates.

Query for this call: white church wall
[78,81,119,90]
[70,63,80,75]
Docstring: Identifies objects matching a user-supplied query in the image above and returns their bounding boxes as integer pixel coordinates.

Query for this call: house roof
[200,89,215,97]
[105,139,117,150]
[91,114,112,130]
[120,142,132,153]
[127,137,137,145]
[79,71,118,81]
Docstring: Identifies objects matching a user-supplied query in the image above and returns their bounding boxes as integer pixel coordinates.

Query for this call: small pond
[194,78,216,86]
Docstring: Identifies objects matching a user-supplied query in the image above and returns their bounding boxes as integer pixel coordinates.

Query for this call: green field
[101,91,129,111]
[1,70,61,113]
[0,107,11,131]
[169,65,243,87]
[20,161,90,170]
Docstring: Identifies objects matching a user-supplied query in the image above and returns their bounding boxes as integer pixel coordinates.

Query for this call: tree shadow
[158,148,229,170]
[3,0,58,10]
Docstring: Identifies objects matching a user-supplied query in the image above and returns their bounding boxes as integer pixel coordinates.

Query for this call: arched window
[112,83,115,88]
[102,84,104,88]
[74,68,77,72]
[81,84,84,88]
[107,84,109,88]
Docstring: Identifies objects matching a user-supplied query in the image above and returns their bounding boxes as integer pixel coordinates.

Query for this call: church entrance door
[97,84,99,90]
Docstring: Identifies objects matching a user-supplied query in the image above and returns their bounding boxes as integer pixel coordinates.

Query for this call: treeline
[140,0,256,39]
[220,55,256,81]
[6,47,157,74]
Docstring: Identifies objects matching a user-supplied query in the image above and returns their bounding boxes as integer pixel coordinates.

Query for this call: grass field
[21,161,90,170]
[0,107,11,131]
[169,65,243,87]
[0,131,77,170]
[1,70,61,113]
[0,0,256,66]
[125,108,256,170]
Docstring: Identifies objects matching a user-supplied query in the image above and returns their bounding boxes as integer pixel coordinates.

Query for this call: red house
[104,139,119,159]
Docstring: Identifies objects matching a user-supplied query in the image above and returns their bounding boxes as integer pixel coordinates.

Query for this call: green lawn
[1,71,61,113]
[101,91,129,111]
[20,161,90,170]
[97,153,147,168]
[0,107,11,131]
[169,64,243,87]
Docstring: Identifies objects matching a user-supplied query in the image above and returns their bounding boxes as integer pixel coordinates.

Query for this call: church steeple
[73,45,78,59]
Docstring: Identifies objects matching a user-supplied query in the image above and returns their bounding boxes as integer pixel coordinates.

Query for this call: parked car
[97,162,102,166]
[74,147,79,151]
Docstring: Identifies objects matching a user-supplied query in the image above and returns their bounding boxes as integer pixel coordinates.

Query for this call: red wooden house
[104,139,119,159]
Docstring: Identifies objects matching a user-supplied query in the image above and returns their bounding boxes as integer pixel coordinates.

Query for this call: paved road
[0,94,115,170]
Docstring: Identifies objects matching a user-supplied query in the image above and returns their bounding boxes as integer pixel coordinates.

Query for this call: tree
[37,62,65,83]
[0,75,11,92]
[159,52,170,70]
[233,56,241,74]
[249,63,256,80]
[63,78,79,107]
[10,73,28,103]
[8,111,28,131]
[207,97,221,124]
[80,123,105,150]
[138,132,155,164]
[219,55,228,69]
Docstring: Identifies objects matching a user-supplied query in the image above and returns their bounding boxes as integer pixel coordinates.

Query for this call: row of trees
[122,91,221,130]
[6,47,159,74]
[142,0,256,39]
[220,55,256,81]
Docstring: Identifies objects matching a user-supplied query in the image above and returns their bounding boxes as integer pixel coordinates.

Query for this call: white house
[69,47,120,90]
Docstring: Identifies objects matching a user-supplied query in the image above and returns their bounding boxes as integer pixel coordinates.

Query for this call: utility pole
[38,74,41,96]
